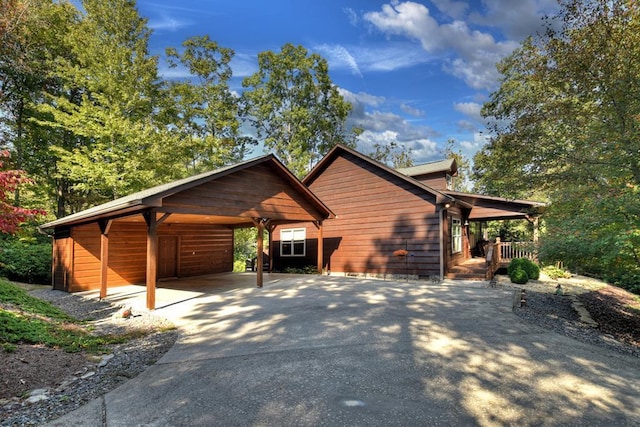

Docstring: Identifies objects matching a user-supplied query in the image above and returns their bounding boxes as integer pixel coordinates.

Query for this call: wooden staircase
[445,258,488,280]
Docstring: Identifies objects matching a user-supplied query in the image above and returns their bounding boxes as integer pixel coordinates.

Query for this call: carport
[40,155,334,309]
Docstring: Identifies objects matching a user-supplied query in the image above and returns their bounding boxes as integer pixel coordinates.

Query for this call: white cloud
[469,0,560,40]
[430,0,469,19]
[315,44,362,77]
[362,1,543,90]
[147,15,191,31]
[453,102,482,122]
[339,88,385,108]
[400,103,425,117]
[343,7,359,26]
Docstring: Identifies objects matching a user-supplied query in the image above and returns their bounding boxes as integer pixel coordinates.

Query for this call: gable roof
[396,158,457,177]
[304,144,457,206]
[41,154,335,229]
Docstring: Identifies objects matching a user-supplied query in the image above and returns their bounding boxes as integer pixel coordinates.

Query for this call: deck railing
[486,240,537,278]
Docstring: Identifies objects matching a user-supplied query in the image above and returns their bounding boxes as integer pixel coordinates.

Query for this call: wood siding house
[271,145,545,280]
[41,155,334,309]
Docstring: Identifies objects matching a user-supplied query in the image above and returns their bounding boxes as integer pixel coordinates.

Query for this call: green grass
[0,278,150,353]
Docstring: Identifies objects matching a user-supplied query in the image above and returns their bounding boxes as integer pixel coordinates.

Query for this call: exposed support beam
[144,211,158,309]
[252,218,271,288]
[157,212,172,227]
[313,220,324,274]
[98,219,113,299]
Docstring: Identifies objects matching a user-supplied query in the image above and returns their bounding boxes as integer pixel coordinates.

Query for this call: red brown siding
[276,152,442,278]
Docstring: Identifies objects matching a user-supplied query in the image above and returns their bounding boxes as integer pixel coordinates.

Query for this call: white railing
[499,241,537,262]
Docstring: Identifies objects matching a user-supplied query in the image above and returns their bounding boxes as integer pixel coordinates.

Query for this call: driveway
[48,275,640,426]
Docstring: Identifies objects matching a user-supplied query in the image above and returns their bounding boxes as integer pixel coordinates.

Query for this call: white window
[280,228,306,257]
[451,218,462,253]
[446,174,453,190]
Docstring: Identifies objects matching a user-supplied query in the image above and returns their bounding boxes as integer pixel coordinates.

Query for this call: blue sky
[136,0,559,164]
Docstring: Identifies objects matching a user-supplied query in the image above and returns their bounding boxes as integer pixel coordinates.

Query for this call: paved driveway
[48,275,640,426]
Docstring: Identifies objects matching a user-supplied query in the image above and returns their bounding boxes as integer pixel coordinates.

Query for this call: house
[271,144,545,280]
[40,145,544,309]
[39,154,334,309]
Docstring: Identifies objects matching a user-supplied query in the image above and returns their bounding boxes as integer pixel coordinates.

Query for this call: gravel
[511,287,640,359]
[0,288,178,427]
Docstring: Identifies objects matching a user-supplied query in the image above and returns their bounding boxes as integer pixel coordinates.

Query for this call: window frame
[451,217,462,253]
[280,227,306,257]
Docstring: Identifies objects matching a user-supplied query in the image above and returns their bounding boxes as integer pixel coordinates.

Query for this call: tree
[0,151,45,234]
[443,139,470,192]
[366,141,414,169]
[475,0,640,291]
[37,0,163,205]
[0,0,77,213]
[241,43,355,177]
[163,35,255,175]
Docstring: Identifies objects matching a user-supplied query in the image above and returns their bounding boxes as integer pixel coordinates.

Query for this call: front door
[158,236,178,279]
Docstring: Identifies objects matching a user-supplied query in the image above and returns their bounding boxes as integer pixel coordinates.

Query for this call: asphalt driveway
[48,275,640,426]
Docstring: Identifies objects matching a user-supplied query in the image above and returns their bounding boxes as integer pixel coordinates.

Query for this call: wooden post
[144,212,158,309]
[98,220,112,299]
[315,220,324,274]
[256,219,264,288]
[266,224,276,273]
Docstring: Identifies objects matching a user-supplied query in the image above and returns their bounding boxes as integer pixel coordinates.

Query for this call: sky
[135,0,560,164]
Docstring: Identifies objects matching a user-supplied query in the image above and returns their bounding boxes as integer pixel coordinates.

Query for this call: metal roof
[396,159,456,177]
[40,154,335,229]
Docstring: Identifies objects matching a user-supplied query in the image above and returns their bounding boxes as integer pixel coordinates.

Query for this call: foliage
[241,43,356,177]
[234,227,257,263]
[0,278,148,353]
[36,0,164,204]
[510,268,529,285]
[233,260,247,273]
[475,0,640,292]
[163,35,255,175]
[541,264,571,280]
[0,238,52,284]
[443,139,471,192]
[0,151,46,233]
[366,141,414,169]
[283,265,318,275]
[508,258,540,283]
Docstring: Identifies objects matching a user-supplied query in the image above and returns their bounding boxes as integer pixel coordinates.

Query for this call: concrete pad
[48,275,640,426]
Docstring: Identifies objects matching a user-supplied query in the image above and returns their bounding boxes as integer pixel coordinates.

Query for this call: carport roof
[40,154,335,229]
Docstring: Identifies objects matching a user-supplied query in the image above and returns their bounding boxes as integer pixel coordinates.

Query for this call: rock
[98,354,115,368]
[26,389,49,404]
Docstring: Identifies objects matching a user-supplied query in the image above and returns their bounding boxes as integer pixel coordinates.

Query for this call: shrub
[510,267,529,284]
[542,265,571,280]
[508,257,540,282]
[507,258,527,276]
[0,240,52,284]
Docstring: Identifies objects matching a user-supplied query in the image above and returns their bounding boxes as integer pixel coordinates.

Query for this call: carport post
[253,218,270,288]
[144,211,158,309]
[315,220,323,274]
[98,219,113,299]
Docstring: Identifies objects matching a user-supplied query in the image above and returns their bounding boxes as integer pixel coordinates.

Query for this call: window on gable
[446,174,453,190]
[451,218,462,253]
[280,228,306,257]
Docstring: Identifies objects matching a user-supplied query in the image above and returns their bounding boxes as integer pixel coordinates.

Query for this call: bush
[0,240,52,284]
[510,267,529,284]
[542,265,571,280]
[508,257,540,283]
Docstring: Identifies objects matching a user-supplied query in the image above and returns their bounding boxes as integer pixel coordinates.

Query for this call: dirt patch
[0,345,90,400]
[579,284,640,348]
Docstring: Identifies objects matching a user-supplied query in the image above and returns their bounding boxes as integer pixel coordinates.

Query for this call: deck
[447,241,537,280]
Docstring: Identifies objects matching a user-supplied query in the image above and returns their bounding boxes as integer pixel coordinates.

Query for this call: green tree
[37,0,163,206]
[163,35,255,175]
[443,139,470,192]
[241,43,355,177]
[0,0,77,214]
[367,141,414,169]
[476,0,640,291]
